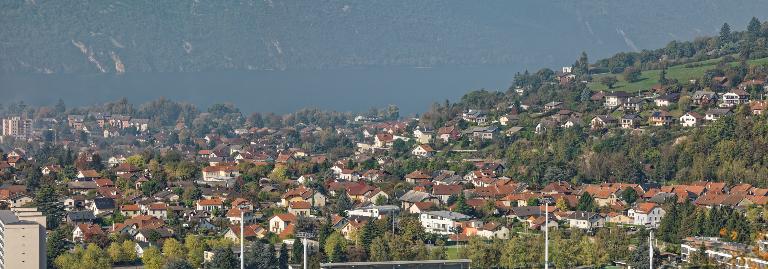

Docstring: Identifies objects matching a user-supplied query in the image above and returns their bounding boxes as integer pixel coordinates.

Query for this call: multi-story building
[419,210,470,235]
[1,116,32,139]
[681,237,768,268]
[0,208,47,269]
[628,202,666,228]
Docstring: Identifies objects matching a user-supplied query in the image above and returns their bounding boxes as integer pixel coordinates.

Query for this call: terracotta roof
[77,223,104,239]
[229,224,264,238]
[272,213,297,223]
[94,178,114,187]
[405,170,432,179]
[197,198,224,206]
[79,169,100,178]
[633,202,659,214]
[375,133,394,142]
[416,144,434,152]
[745,195,768,205]
[411,201,436,211]
[278,224,295,239]
[226,207,251,218]
[148,203,167,210]
[432,185,463,196]
[202,165,238,173]
[289,201,311,209]
[731,184,753,193]
[121,204,141,211]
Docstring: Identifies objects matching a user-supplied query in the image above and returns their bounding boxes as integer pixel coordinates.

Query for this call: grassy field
[587,56,768,92]
[445,245,462,259]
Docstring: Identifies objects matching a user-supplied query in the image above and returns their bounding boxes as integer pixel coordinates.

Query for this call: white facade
[419,211,470,235]
[628,206,665,228]
[679,113,699,127]
[346,205,400,219]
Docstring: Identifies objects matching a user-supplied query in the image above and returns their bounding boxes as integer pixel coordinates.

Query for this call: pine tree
[330,242,346,263]
[359,220,376,253]
[748,17,762,37]
[454,192,473,216]
[335,190,352,216]
[720,23,732,44]
[209,247,238,269]
[278,243,289,269]
[658,67,668,85]
[47,227,69,267]
[34,185,64,229]
[576,192,596,212]
[291,238,303,264]
[627,234,660,269]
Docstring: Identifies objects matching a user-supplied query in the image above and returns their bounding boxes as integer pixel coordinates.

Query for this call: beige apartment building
[1,116,33,139]
[0,208,47,269]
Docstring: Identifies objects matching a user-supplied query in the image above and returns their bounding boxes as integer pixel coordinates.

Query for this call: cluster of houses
[532,78,767,133]
[0,75,767,267]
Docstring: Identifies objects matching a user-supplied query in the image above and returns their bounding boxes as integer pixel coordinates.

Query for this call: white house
[604,92,632,109]
[346,205,400,219]
[680,112,704,127]
[411,144,435,157]
[566,211,604,229]
[628,202,666,228]
[720,89,750,108]
[412,128,433,144]
[419,210,471,235]
[269,213,297,234]
[705,108,732,121]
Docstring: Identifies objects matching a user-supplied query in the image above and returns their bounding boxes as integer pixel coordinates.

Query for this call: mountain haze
[2,0,767,73]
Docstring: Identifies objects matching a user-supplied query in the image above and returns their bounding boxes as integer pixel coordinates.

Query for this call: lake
[0,65,524,115]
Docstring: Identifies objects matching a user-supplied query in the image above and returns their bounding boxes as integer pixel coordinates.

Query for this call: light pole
[649,229,654,269]
[545,202,549,269]
[240,208,245,269]
[296,232,315,269]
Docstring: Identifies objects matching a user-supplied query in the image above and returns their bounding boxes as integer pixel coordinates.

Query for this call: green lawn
[445,245,462,259]
[587,56,768,92]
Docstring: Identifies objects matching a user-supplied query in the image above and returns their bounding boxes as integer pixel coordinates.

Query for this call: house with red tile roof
[224,224,266,242]
[196,197,225,211]
[121,204,142,217]
[405,170,432,184]
[281,186,327,208]
[288,201,312,217]
[269,213,297,234]
[432,185,463,203]
[73,223,103,242]
[628,202,665,227]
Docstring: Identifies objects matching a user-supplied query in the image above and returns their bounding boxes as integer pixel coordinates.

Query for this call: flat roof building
[0,208,47,269]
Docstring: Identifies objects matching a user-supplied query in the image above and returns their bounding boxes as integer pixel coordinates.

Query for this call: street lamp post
[240,209,245,269]
[296,232,315,269]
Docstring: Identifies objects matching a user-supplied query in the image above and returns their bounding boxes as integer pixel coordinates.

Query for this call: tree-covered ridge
[2,0,768,73]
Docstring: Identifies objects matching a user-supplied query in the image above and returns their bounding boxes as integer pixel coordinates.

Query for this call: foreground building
[0,208,47,269]
[681,237,768,268]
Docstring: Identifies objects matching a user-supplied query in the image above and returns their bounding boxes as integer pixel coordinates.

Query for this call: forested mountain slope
[2,0,767,73]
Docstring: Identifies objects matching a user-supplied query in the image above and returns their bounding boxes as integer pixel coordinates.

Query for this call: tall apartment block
[0,208,47,269]
[1,116,33,139]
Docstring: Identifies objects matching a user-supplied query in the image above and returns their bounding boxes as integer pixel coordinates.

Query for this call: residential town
[4,17,768,269]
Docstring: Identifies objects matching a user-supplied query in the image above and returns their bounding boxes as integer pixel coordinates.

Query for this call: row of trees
[658,201,756,245]
[453,228,646,269]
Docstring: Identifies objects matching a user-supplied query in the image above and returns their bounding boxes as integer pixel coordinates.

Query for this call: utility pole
[649,230,654,269]
[303,237,308,269]
[545,202,549,269]
[296,232,315,269]
[241,209,245,269]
